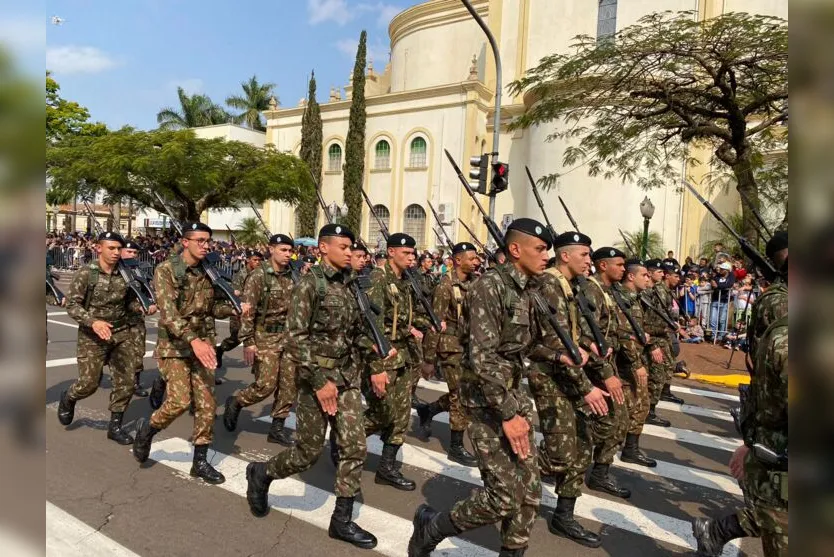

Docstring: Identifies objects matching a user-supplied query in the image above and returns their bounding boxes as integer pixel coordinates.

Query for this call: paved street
[45,309,760,557]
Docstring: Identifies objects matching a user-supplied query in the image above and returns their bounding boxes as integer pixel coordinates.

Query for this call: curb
[688,373,750,388]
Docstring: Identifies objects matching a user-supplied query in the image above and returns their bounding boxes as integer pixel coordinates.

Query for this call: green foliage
[616,229,665,259]
[225,75,276,132]
[297,71,323,236]
[343,30,367,234]
[235,217,267,247]
[46,129,314,221]
[698,212,765,259]
[46,72,107,142]
[508,11,788,241]
[156,87,231,130]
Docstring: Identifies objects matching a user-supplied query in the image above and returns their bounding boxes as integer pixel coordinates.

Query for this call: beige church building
[262,0,787,256]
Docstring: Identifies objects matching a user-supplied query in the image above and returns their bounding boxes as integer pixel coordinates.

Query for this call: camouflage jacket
[232,267,249,295]
[643,281,674,339]
[615,287,648,378]
[748,279,788,362]
[66,261,142,331]
[153,255,236,358]
[239,261,295,349]
[460,263,539,420]
[423,270,472,361]
[528,268,594,397]
[412,269,438,333]
[578,275,619,382]
[286,261,374,390]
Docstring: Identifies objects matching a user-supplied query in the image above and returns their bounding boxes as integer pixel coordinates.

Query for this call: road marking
[149,437,495,557]
[46,501,141,557]
[46,351,155,369]
[47,319,156,345]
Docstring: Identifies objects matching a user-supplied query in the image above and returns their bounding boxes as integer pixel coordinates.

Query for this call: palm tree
[616,230,665,259]
[235,217,267,247]
[225,75,276,131]
[157,87,231,130]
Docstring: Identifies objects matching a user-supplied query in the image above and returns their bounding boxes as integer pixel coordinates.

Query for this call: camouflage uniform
[408,269,436,397]
[150,255,235,444]
[65,262,141,411]
[615,288,650,435]
[217,267,248,353]
[265,262,373,497]
[234,261,296,418]
[643,281,675,405]
[448,264,541,550]
[127,303,147,375]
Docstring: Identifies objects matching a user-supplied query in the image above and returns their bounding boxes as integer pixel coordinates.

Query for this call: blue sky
[36,0,418,130]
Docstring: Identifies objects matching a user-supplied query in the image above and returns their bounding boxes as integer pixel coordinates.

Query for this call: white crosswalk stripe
[46,502,141,556]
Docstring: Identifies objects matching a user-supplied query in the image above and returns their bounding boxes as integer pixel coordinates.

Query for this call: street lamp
[639,196,656,259]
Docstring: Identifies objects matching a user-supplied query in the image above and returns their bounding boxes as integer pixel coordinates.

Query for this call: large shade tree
[46,71,107,142]
[508,11,788,242]
[157,87,231,130]
[46,129,314,221]
[225,75,276,131]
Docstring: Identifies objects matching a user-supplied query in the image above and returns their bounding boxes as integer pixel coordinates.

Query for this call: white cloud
[0,17,45,53]
[46,45,119,75]
[308,0,353,26]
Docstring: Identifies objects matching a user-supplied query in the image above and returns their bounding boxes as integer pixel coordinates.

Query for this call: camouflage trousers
[450,406,541,550]
[755,504,788,557]
[408,336,424,398]
[68,327,136,413]
[647,340,674,405]
[267,380,366,498]
[363,363,412,446]
[236,348,297,420]
[150,357,215,445]
[433,352,468,432]
[129,321,146,373]
[622,377,650,436]
[217,315,241,353]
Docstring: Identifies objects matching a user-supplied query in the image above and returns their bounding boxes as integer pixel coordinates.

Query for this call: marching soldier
[410,253,438,408]
[417,242,479,467]
[132,222,237,485]
[409,219,550,557]
[642,259,677,427]
[58,232,141,445]
[122,239,156,398]
[215,248,262,372]
[245,224,395,549]
[223,234,297,446]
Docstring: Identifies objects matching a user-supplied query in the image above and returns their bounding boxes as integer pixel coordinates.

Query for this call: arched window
[597,0,617,42]
[403,204,426,248]
[374,140,391,170]
[368,204,390,250]
[327,143,343,172]
[409,137,427,168]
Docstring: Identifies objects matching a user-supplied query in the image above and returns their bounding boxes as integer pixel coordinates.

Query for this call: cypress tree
[342,30,367,234]
[297,70,322,237]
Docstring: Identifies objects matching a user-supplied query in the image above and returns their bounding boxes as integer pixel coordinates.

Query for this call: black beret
[625,258,645,268]
[552,230,592,250]
[419,252,433,261]
[302,255,317,264]
[765,231,788,260]
[387,233,416,248]
[123,239,140,250]
[351,240,368,253]
[269,233,294,247]
[318,223,355,243]
[506,218,553,249]
[245,249,263,259]
[644,258,663,270]
[452,242,477,255]
[374,252,387,260]
[592,246,626,261]
[183,222,213,236]
[97,231,125,246]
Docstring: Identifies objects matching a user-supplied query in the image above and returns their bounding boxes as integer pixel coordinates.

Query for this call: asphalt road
[45,307,760,557]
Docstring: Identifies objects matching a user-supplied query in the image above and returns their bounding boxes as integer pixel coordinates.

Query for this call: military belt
[313,354,349,370]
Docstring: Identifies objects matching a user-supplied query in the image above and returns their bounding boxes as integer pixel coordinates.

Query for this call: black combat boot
[215,345,224,370]
[132,418,159,463]
[133,372,148,397]
[329,428,339,467]
[548,496,602,548]
[692,514,747,556]
[408,504,461,557]
[620,433,657,468]
[586,463,631,499]
[266,418,295,446]
[223,395,242,432]
[190,445,225,484]
[447,430,478,467]
[328,496,377,549]
[410,393,423,409]
[148,376,166,410]
[660,383,685,404]
[416,401,441,440]
[106,412,134,445]
[645,404,671,427]
[245,461,273,517]
[498,548,527,556]
[57,390,75,426]
[374,443,416,491]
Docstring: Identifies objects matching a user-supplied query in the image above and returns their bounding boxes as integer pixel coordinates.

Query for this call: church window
[374,140,391,169]
[409,137,427,168]
[403,204,426,248]
[597,0,617,42]
[327,143,342,172]
[368,204,390,249]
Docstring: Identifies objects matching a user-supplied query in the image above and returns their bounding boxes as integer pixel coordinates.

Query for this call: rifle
[726,286,755,369]
[444,149,582,365]
[105,202,156,303]
[682,182,780,282]
[611,284,648,346]
[225,225,238,246]
[359,188,442,332]
[427,200,455,252]
[738,189,773,240]
[558,196,580,231]
[151,192,242,314]
[248,200,301,284]
[639,292,680,332]
[526,166,559,242]
[618,228,637,257]
[457,219,497,263]
[46,268,65,305]
[81,199,153,312]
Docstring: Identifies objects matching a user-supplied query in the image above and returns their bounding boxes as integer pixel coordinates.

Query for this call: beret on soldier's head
[123,239,140,250]
[351,240,368,253]
[269,233,294,247]
[302,255,317,264]
[592,246,626,261]
[374,252,387,260]
[419,252,433,261]
[245,249,263,259]
[452,242,476,255]
[387,232,416,248]
[552,230,592,250]
[97,231,125,246]
[765,230,788,260]
[318,223,355,243]
[506,218,553,249]
[644,258,663,271]
[184,222,213,236]
[625,257,645,268]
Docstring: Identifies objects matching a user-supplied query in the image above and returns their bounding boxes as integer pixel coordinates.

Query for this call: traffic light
[491,161,509,193]
[469,155,489,195]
